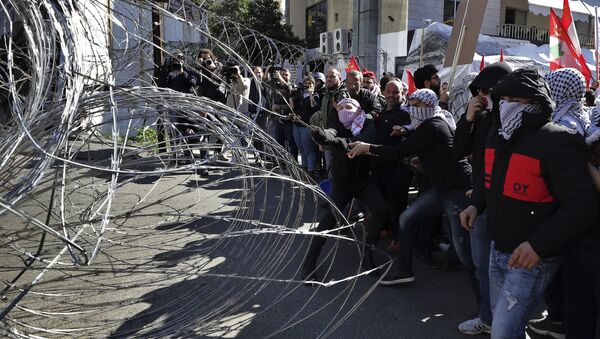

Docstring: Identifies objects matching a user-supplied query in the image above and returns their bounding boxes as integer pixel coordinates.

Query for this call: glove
[309,125,329,145]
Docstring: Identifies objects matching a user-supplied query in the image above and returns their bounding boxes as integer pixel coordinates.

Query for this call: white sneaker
[458,317,491,335]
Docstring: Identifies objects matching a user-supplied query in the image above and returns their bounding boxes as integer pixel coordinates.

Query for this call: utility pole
[151,1,168,83]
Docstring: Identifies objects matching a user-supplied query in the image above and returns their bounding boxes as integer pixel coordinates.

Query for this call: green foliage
[206,0,304,51]
[131,126,158,147]
[248,0,303,46]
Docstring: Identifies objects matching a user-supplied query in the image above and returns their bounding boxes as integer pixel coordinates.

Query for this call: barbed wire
[0,0,391,337]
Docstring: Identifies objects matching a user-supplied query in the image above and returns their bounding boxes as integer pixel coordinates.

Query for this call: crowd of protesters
[157,49,600,338]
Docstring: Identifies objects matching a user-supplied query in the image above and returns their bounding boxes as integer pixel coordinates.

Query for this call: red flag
[345,55,360,74]
[406,70,417,95]
[549,6,592,82]
[500,48,504,62]
[480,54,485,71]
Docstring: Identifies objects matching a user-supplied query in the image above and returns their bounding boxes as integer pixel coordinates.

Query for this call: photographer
[156,52,199,156]
[224,64,250,111]
[268,67,298,160]
[195,49,226,103]
[291,76,321,178]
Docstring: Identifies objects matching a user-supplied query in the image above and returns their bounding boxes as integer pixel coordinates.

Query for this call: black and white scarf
[406,89,456,130]
[498,100,542,140]
[546,68,592,136]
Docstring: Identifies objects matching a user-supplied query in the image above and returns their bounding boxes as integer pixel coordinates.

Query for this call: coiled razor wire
[0,0,392,337]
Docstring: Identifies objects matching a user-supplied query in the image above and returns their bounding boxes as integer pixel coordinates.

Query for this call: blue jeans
[471,214,492,325]
[270,118,298,159]
[489,242,559,339]
[292,125,318,171]
[396,187,472,273]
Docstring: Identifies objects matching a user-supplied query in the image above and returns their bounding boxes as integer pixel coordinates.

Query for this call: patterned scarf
[406,89,456,130]
[546,68,592,136]
[448,72,478,122]
[498,100,542,140]
[337,98,366,136]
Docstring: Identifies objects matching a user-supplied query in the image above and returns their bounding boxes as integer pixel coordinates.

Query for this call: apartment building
[287,0,599,76]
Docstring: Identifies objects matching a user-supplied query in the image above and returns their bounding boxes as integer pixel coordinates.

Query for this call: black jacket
[471,67,598,257]
[373,104,412,170]
[293,93,321,125]
[370,116,472,191]
[351,88,382,117]
[454,110,494,190]
[311,116,377,186]
[454,62,512,195]
[471,114,598,257]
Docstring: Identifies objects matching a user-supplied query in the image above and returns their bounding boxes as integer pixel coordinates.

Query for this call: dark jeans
[304,176,387,267]
[270,118,298,159]
[396,187,473,274]
[373,165,412,241]
[564,241,600,338]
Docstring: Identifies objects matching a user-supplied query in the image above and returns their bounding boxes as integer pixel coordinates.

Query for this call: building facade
[287,0,598,77]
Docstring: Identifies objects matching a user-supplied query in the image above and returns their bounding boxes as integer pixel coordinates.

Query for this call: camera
[170,61,183,71]
[204,59,214,68]
[292,83,305,101]
[221,63,240,82]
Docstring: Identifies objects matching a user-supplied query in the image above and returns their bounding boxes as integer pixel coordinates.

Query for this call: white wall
[481,0,502,36]
[378,31,408,76]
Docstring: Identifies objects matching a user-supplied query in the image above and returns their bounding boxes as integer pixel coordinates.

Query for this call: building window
[505,7,527,26]
[335,13,339,22]
[443,0,461,24]
[306,1,327,49]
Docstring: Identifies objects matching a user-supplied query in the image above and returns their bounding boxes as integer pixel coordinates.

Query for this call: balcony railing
[496,23,595,48]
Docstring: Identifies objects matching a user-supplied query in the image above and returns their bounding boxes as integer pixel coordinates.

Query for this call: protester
[348,89,474,286]
[453,62,512,335]
[413,64,449,110]
[313,72,326,97]
[302,98,386,282]
[291,76,321,178]
[372,80,413,255]
[362,70,381,97]
[346,70,382,120]
[269,68,298,161]
[460,67,598,339]
[526,67,600,339]
[309,69,350,174]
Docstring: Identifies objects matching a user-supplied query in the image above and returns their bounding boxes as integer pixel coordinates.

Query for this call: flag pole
[448,0,470,90]
[595,6,599,80]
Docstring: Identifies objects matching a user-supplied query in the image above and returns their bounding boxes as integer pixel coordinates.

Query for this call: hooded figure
[452,61,512,335]
[491,67,554,139]
[466,67,598,338]
[546,68,593,137]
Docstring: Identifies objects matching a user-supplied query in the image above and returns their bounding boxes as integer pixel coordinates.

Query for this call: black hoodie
[471,68,599,257]
[454,62,512,191]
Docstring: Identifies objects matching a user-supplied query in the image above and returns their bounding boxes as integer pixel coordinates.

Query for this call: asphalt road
[0,155,551,338]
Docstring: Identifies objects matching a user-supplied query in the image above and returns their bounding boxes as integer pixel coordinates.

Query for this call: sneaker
[415,250,441,269]
[379,270,415,286]
[458,317,491,335]
[388,240,400,254]
[528,316,566,339]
